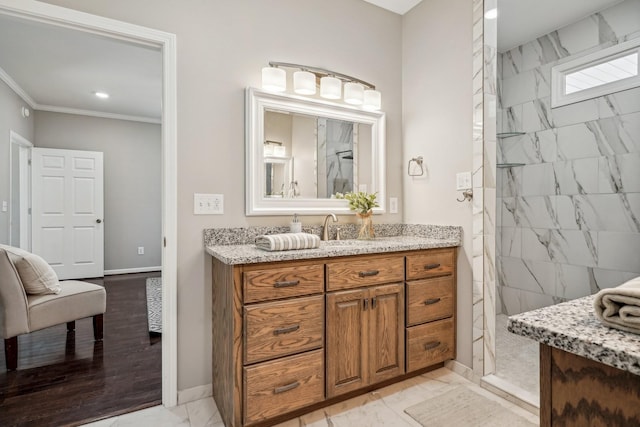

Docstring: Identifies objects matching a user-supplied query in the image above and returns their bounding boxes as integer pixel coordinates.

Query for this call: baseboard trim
[104,266,162,276]
[481,374,539,415]
[177,383,212,405]
[445,360,478,383]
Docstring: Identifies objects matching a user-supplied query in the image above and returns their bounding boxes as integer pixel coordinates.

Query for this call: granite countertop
[508,295,640,376]
[206,235,460,265]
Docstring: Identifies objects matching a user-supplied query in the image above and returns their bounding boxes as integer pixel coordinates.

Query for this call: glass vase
[356,211,375,240]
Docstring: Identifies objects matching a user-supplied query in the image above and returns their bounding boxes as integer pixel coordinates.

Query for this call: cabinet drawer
[406,317,454,372]
[244,295,323,364]
[406,248,455,280]
[244,264,324,303]
[326,255,404,291]
[406,276,454,326]
[244,349,324,425]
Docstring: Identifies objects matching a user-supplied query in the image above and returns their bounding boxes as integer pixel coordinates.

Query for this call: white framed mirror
[246,87,386,216]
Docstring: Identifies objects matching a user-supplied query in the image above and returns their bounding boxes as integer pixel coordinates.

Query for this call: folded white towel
[594,276,640,334]
[255,233,320,251]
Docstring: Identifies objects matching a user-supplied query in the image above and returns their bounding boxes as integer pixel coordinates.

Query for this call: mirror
[246,87,386,215]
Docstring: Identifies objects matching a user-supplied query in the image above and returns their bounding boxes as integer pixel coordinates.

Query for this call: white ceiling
[362,0,423,15]
[497,0,624,52]
[363,0,624,54]
[0,14,162,122]
[0,1,628,121]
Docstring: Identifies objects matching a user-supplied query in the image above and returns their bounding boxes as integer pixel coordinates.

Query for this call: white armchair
[0,247,106,370]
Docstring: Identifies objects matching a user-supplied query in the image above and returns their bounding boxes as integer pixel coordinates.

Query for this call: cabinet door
[369,284,405,384]
[326,289,368,398]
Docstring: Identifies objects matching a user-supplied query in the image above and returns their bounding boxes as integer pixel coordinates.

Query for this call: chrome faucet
[321,214,338,241]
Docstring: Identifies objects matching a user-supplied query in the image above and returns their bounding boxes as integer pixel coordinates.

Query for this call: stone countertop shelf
[206,235,460,265]
[508,295,640,376]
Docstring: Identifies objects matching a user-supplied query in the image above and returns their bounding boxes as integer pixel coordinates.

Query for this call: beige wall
[0,79,34,245]
[34,111,162,272]
[38,0,403,391]
[402,0,474,367]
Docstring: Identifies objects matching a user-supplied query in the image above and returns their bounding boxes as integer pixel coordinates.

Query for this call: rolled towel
[594,276,640,334]
[255,232,320,251]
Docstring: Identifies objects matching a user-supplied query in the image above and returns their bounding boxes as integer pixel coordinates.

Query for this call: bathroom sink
[321,240,375,247]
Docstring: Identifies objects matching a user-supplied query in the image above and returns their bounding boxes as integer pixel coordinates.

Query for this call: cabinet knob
[423,341,441,351]
[358,270,380,278]
[96,219,102,224]
[273,280,300,288]
[273,324,300,335]
[273,381,300,394]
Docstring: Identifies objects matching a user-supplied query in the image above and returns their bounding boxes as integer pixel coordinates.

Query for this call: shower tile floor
[495,314,539,397]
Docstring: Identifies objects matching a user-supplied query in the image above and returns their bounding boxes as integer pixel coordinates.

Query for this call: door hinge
[28,208,32,215]
[163,237,167,248]
[28,159,31,166]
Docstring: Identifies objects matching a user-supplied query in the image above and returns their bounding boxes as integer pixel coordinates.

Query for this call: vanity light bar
[261,61,381,110]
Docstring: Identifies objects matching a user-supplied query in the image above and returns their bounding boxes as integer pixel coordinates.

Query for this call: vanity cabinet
[326,283,404,398]
[405,249,456,372]
[211,247,456,427]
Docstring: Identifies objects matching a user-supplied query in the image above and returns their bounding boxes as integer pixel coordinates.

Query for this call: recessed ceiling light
[484,8,498,19]
[94,91,110,99]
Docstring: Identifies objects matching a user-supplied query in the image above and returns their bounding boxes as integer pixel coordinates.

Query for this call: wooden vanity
[509,296,640,427]
[210,245,457,426]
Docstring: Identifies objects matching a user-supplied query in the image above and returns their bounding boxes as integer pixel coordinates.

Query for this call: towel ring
[408,156,424,176]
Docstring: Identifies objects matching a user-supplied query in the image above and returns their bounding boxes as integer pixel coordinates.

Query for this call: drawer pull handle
[358,270,380,278]
[273,381,300,394]
[424,298,441,305]
[274,280,300,288]
[424,341,441,351]
[273,325,300,335]
[424,263,441,270]
[363,298,369,310]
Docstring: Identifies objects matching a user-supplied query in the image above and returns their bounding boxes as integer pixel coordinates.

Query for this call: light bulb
[320,76,341,99]
[363,89,381,111]
[261,67,286,92]
[344,82,364,105]
[293,70,316,95]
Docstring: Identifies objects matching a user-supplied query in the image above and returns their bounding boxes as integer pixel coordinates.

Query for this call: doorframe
[0,0,179,407]
[9,131,33,250]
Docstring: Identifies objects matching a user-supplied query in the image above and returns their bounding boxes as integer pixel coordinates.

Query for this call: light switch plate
[456,172,472,191]
[194,193,224,215]
[389,197,398,214]
[1,201,6,212]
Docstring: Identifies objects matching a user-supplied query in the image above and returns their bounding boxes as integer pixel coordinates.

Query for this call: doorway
[0,0,177,411]
[9,131,32,251]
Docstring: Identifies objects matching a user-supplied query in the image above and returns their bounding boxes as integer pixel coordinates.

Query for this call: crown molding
[36,104,161,124]
[0,65,36,107]
[0,65,160,124]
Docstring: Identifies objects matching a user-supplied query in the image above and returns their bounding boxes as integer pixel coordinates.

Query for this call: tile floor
[495,314,539,396]
[81,368,539,427]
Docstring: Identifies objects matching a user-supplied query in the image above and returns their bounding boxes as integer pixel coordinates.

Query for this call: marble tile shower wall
[496,0,640,316]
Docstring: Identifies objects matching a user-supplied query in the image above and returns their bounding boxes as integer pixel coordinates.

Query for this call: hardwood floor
[0,272,162,427]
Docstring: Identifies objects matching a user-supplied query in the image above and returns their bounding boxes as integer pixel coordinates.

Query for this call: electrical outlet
[389,197,398,214]
[137,246,144,255]
[456,172,472,191]
[1,201,7,212]
[194,193,224,215]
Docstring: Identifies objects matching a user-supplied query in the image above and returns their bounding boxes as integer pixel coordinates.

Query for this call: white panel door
[32,148,104,280]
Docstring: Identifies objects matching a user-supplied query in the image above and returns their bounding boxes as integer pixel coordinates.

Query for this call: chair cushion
[0,244,61,295]
[28,280,106,332]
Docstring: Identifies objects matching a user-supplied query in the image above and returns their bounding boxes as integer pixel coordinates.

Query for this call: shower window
[551,37,640,108]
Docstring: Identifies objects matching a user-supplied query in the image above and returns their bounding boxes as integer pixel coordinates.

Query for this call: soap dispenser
[289,213,302,233]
